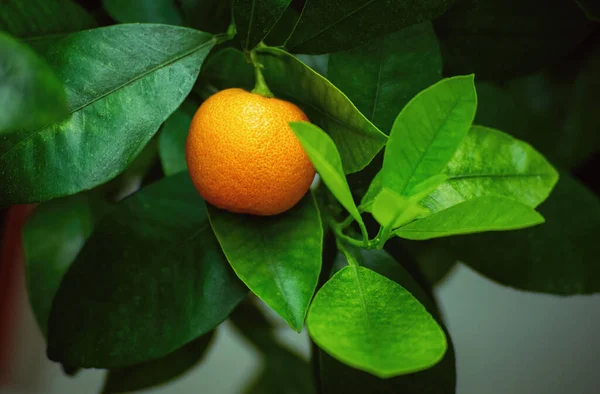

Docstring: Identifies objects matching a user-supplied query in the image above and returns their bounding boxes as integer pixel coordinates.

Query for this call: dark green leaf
[158,101,196,176]
[575,0,600,20]
[328,22,442,133]
[307,264,447,378]
[290,122,363,230]
[0,32,67,133]
[178,0,232,33]
[0,24,214,205]
[103,0,184,24]
[208,193,323,332]
[47,173,247,368]
[102,332,214,393]
[436,174,600,294]
[435,0,594,81]
[234,0,291,50]
[264,6,299,47]
[202,47,388,173]
[285,0,453,54]
[422,126,559,213]
[395,196,545,240]
[382,75,477,196]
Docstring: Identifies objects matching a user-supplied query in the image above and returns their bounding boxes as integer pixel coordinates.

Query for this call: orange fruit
[186,88,316,216]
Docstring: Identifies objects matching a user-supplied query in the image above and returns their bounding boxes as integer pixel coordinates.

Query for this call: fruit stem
[250,49,274,98]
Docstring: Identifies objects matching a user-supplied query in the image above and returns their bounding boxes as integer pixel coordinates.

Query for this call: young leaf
[285,0,453,54]
[382,75,477,196]
[0,32,67,133]
[178,0,233,34]
[371,188,429,230]
[0,24,215,205]
[307,265,447,378]
[202,47,388,173]
[47,173,247,368]
[158,102,197,176]
[208,193,323,332]
[103,0,184,24]
[435,174,600,294]
[234,0,291,51]
[395,196,544,241]
[290,122,363,230]
[422,126,559,213]
[434,0,593,81]
[102,332,214,393]
[328,22,442,133]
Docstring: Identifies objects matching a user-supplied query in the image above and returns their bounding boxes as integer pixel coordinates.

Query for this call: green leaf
[23,193,108,337]
[382,75,477,196]
[371,188,429,230]
[102,332,214,393]
[328,22,442,133]
[0,0,96,39]
[319,249,456,393]
[434,0,594,81]
[264,6,299,47]
[575,0,600,20]
[47,173,247,368]
[103,0,184,24]
[0,32,67,133]
[202,47,388,173]
[285,0,453,54]
[158,101,197,176]
[290,122,363,230]
[395,196,545,241]
[234,0,291,51]
[179,0,232,34]
[208,193,323,332]
[422,126,559,213]
[307,264,447,378]
[0,24,214,206]
[436,173,600,294]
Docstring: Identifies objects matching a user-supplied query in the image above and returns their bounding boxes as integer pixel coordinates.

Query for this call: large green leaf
[0,24,214,205]
[422,126,559,213]
[290,122,363,230]
[158,101,197,176]
[285,0,453,54]
[382,75,477,196]
[234,0,291,51]
[435,0,594,81]
[47,173,247,368]
[103,0,184,24]
[102,332,214,393]
[437,174,600,294]
[307,263,447,378]
[395,196,544,240]
[208,193,323,332]
[0,32,67,133]
[0,0,96,39]
[319,249,456,393]
[178,0,232,34]
[328,22,442,133]
[202,47,387,173]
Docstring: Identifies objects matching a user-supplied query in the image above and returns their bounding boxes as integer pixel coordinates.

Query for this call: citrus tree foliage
[4,0,598,393]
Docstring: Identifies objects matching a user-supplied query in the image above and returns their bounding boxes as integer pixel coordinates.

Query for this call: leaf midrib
[449,172,554,180]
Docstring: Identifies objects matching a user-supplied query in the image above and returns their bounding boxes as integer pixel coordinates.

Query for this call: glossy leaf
[0,0,96,39]
[202,47,387,173]
[0,24,214,205]
[47,173,247,368]
[395,196,544,241]
[422,126,559,213]
[371,188,429,230]
[328,22,442,133]
[290,122,363,229]
[435,0,594,81]
[308,264,447,378]
[382,75,477,196]
[285,0,453,54]
[0,32,67,133]
[179,0,232,33]
[158,102,196,176]
[103,0,184,24]
[208,193,323,332]
[264,5,299,46]
[437,174,600,294]
[575,0,600,20]
[234,0,291,50]
[102,332,214,393]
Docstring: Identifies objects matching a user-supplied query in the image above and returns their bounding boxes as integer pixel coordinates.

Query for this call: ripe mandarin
[186,88,316,216]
